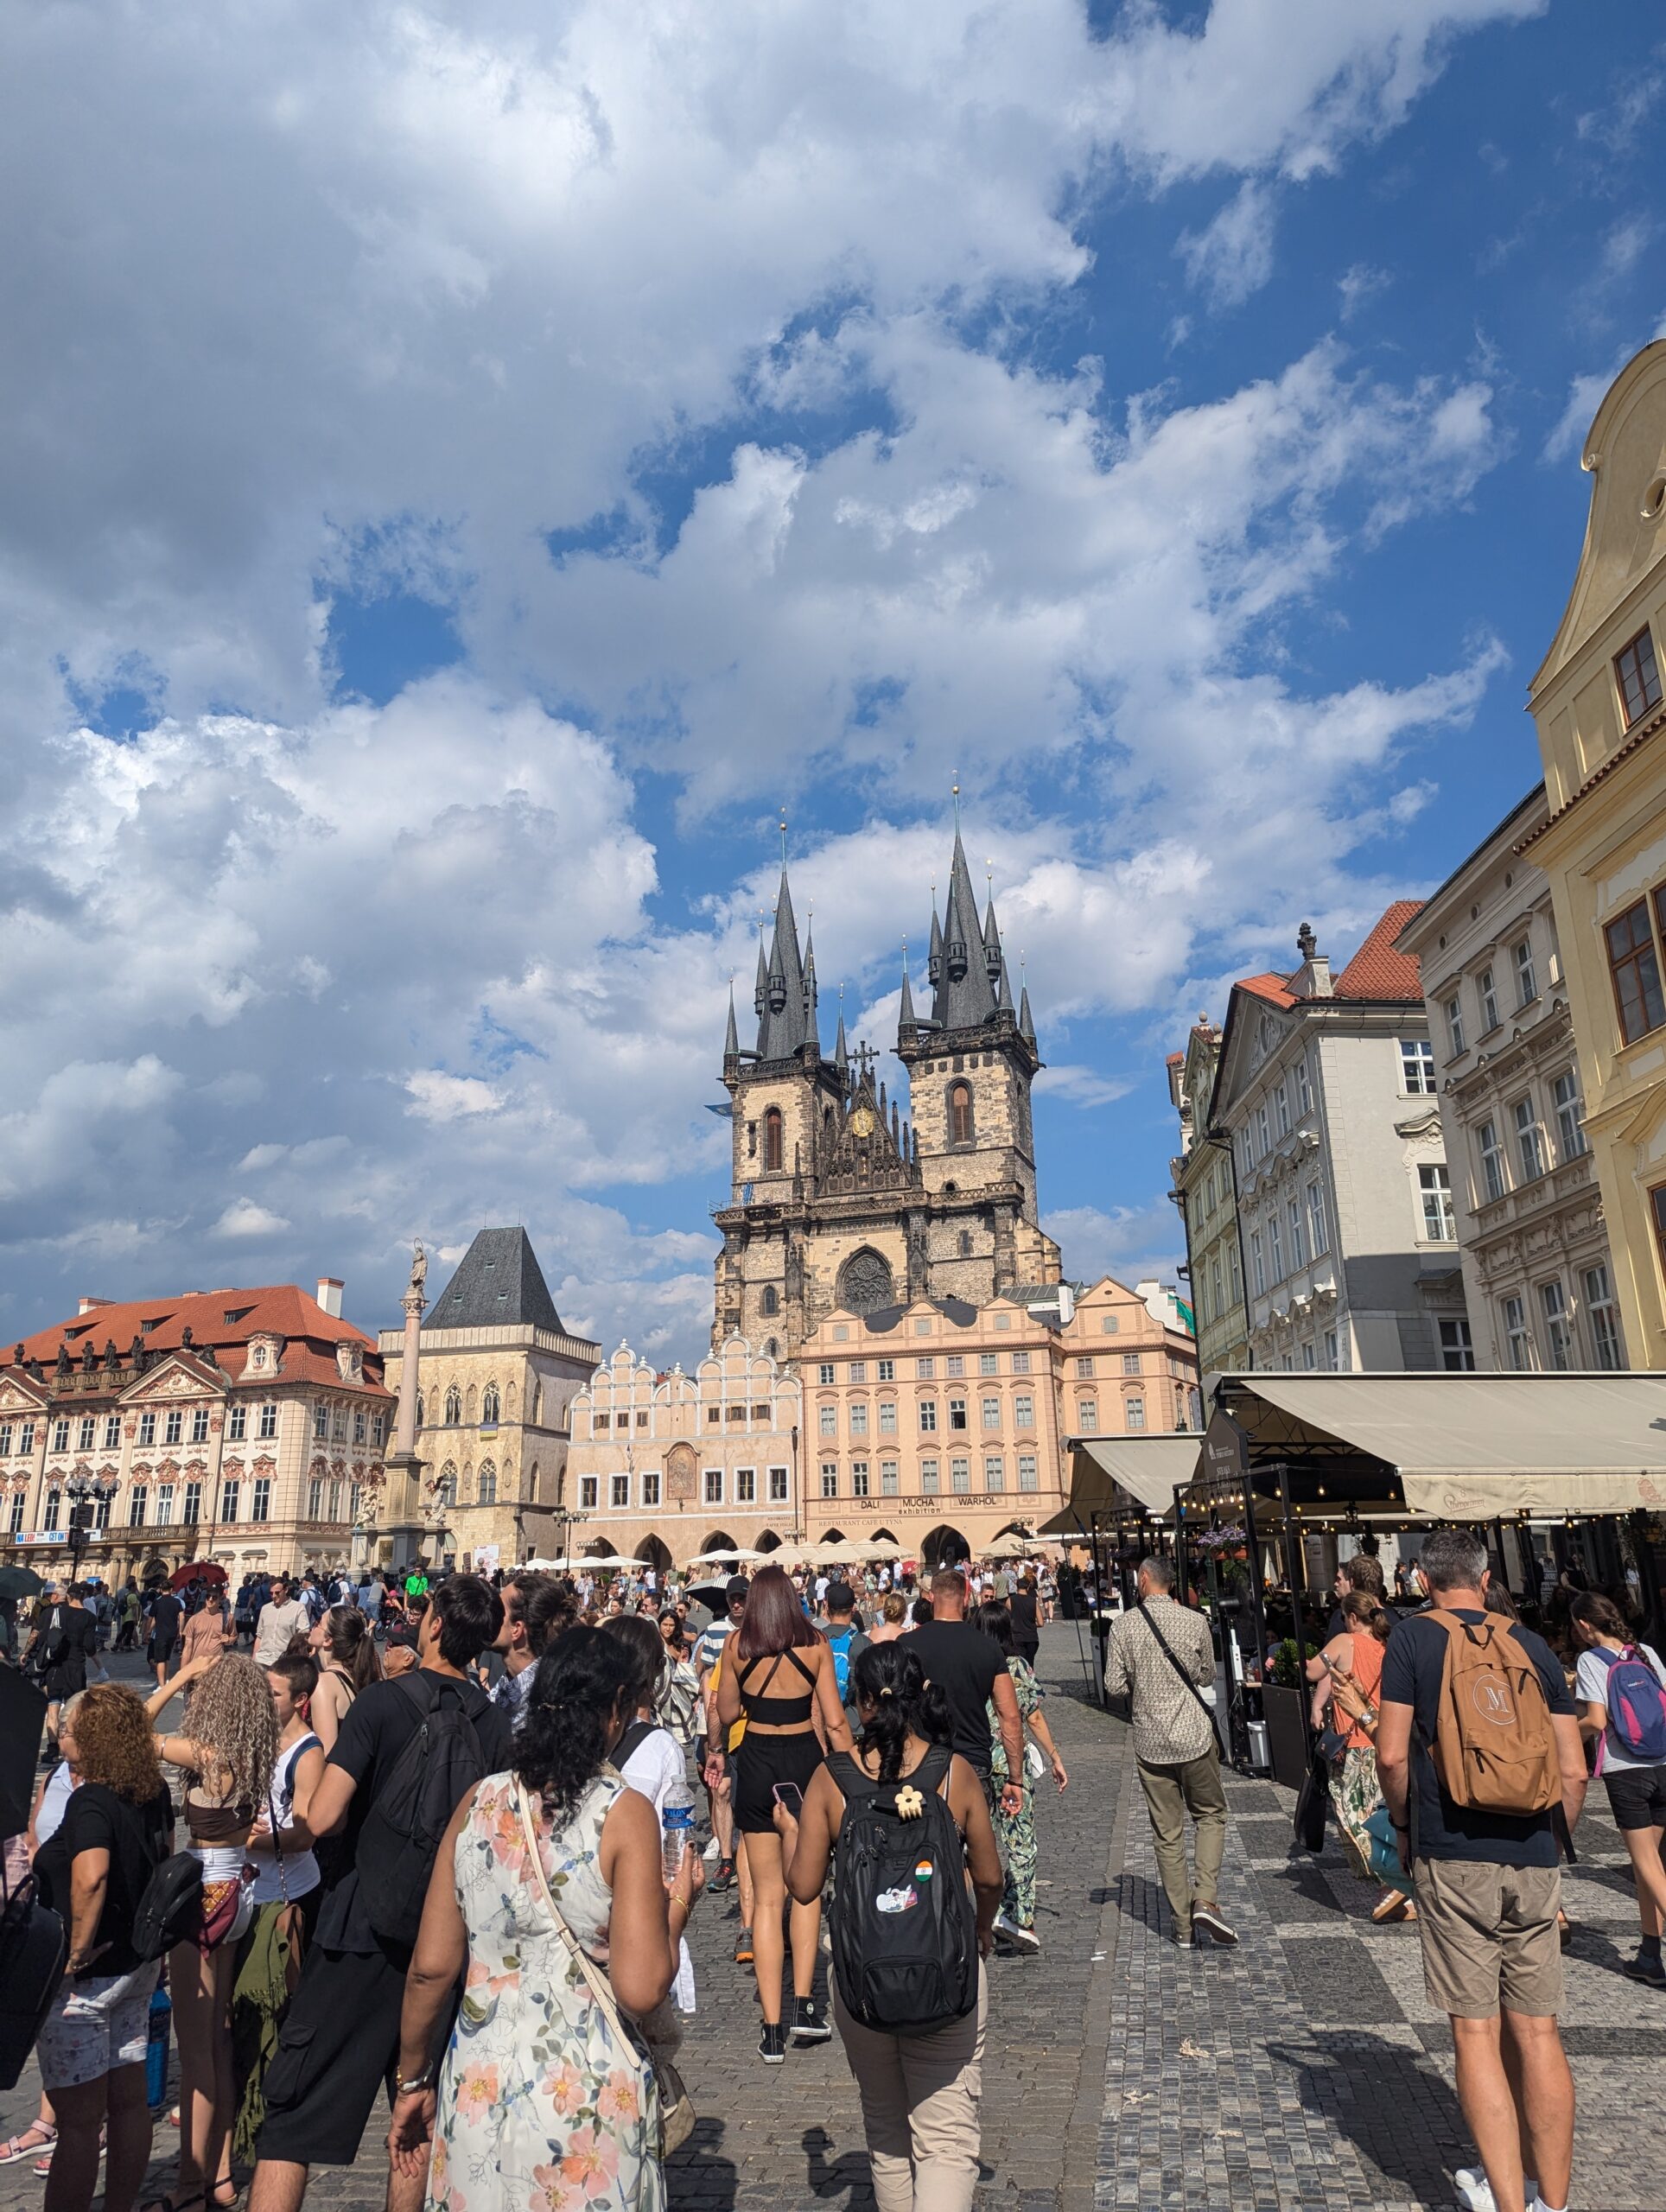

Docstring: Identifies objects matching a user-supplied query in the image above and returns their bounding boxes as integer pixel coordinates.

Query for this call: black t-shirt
[908,1621,1005,1773]
[35,1781,175,1975]
[1009,1592,1040,1643]
[1379,1609,1575,1867]
[38,1607,98,1684]
[147,1593,182,1645]
[315,1669,515,1955]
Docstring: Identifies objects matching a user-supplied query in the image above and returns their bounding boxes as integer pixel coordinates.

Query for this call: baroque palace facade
[0,1281,391,1580]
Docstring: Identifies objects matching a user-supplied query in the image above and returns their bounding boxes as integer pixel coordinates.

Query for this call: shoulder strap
[513,1778,635,2041]
[912,1742,954,1798]
[826,1749,877,1802]
[1135,1599,1224,1758]
[614,1719,658,1767]
[785,1646,817,1687]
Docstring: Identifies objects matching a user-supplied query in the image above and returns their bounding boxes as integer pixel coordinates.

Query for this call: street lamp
[65,1471,118,1583]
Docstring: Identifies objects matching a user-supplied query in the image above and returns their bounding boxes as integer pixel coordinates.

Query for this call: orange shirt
[1339,1630,1384,1751]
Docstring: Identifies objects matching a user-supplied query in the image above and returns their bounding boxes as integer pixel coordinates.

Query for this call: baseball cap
[726,1575,750,1606]
[825,1582,855,1613]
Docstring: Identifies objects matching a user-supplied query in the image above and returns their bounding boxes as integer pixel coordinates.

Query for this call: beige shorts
[1411,1857,1562,2019]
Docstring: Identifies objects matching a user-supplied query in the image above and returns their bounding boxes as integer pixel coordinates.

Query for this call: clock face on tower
[849,1104,876,1138]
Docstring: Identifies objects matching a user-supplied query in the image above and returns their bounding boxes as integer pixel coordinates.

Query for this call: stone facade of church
[711,827,1061,1358]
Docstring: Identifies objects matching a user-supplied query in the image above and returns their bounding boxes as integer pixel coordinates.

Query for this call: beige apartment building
[1168,1020,1251,1374]
[563,1336,803,1569]
[1397,792,1621,1371]
[1525,340,1666,1370]
[0,1281,391,1581]
[798,1277,1199,1561]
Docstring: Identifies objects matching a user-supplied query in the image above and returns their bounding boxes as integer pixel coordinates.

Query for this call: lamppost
[66,1471,118,1584]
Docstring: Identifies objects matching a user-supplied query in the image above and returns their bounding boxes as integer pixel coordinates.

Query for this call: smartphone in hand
[771,1782,804,1817]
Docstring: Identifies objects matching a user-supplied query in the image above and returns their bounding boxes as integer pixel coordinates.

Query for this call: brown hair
[1569,1591,1630,1643]
[1341,1592,1391,1642]
[72,1684,164,1805]
[321,1605,382,1690]
[881,1590,907,1624]
[734,1564,820,1663]
[1341,1555,1385,1599]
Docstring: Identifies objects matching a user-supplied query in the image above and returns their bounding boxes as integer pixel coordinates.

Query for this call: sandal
[0,2125,55,2166]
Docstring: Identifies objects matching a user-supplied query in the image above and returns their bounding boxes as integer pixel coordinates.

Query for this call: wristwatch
[393,2062,437,2096]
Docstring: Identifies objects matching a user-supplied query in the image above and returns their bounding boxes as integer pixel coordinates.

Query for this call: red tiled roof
[11,1286,391,1398]
[1165,1051,1185,1066]
[1236,972,1297,1008]
[1333,901,1425,1001]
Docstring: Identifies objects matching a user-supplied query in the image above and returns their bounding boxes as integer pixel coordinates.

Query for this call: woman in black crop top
[713,1567,855,2063]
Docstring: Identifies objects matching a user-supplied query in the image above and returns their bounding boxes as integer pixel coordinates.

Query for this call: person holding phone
[1311,1594,1407,1923]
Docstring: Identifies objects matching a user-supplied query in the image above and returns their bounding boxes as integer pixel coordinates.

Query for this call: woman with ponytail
[776,1642,1002,2212]
[306,1605,382,1754]
[390,1627,701,2212]
[1311,1592,1407,1922]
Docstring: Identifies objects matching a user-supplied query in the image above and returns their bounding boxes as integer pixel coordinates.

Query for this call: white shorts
[35,1961,161,2090]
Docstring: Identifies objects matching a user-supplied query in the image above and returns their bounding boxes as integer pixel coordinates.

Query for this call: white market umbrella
[687,1547,766,1566]
[982,1533,1030,1561]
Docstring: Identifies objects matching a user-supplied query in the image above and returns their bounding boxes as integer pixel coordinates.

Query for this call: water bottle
[661,1782,696,1883]
[145,1985,172,2111]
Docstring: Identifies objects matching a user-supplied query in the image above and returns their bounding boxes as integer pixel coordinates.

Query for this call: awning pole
[1278,1461,1314,1764]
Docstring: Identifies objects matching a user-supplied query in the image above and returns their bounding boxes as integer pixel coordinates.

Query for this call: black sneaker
[1624,1947,1666,1988]
[1192,1903,1238,1947]
[792,1996,831,2043]
[710,1857,734,1893]
[759,2021,787,2064]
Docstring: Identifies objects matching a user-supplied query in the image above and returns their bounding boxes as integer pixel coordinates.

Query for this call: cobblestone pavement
[3,1628,1663,2211]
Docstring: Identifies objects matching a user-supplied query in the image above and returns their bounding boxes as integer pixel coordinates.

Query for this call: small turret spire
[898,939,918,1043]
[724,979,740,1059]
[834,983,849,1072]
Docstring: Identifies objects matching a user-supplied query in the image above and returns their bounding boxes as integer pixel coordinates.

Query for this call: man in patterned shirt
[1104,1555,1237,1948]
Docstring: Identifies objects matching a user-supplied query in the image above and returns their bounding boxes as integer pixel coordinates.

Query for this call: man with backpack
[248,1574,511,2212]
[823,1583,869,1729]
[1377,1528,1587,2212]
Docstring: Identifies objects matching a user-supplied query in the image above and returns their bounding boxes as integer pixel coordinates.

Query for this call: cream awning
[1040,1434,1204,1533]
[1239,1372,1666,1517]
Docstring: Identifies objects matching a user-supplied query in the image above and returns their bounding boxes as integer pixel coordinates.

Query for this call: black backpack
[0,1874,66,2092]
[131,1853,204,1962]
[354,1675,491,1949]
[826,1744,976,2037]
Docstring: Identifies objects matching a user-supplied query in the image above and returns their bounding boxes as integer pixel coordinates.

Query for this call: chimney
[1293,923,1332,1001]
[316,1277,344,1319]
[78,1296,113,1315]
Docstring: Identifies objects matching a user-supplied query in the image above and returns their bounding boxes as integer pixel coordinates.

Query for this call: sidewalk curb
[1060,1704,1133,2212]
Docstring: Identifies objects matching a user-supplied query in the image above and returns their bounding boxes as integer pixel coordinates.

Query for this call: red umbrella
[169,1560,228,1589]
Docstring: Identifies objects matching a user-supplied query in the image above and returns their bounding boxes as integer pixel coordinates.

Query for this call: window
[41,1490,61,1531]
[817,1362,834,1385]
[308,1474,325,1516]
[1552,1070,1586,1160]
[878,1400,897,1433]
[768,1465,788,1503]
[190,1408,210,1444]
[951,1456,970,1494]
[1014,1394,1034,1427]
[1615,624,1662,726]
[919,1400,938,1433]
[1402,1038,1436,1094]
[1250,1230,1265,1296]
[580,1474,599,1510]
[1011,1350,1031,1374]
[444,1387,461,1425]
[1439,1319,1475,1372]
[1514,937,1537,1007]
[19,1419,34,1454]
[641,1470,661,1507]
[182,1482,201,1526]
[981,1395,1001,1429]
[944,1354,965,1379]
[881,1459,900,1495]
[1269,1212,1283,1279]
[1017,1452,1039,1491]
[1294,1055,1313,1115]
[703,1468,723,1504]
[762,1108,784,1172]
[350,1484,362,1522]
[610,1473,630,1510]
[851,1460,869,1498]
[1419,1164,1457,1241]
[258,1402,277,1440]
[948,1396,968,1430]
[1075,1357,1095,1378]
[877,1359,894,1382]
[849,1361,867,1383]
[821,1462,839,1499]
[1323,1329,1339,1370]
[219,1479,239,1522]
[760,1285,779,1317]
[920,1456,939,1495]
[1479,966,1499,1031]
[481,1383,500,1427]
[332,1406,347,1442]
[228,1404,246,1442]
[165,1410,186,1446]
[1078,1398,1098,1428]
[983,1453,1004,1491]
[979,1352,997,1376]
[1117,1351,1138,1376]
[915,1357,935,1378]
[251,1478,271,1522]
[0,1421,10,1457]
[1275,1083,1290,1138]
[1256,1104,1270,1156]
[434,1470,454,1510]
[327,1478,342,1520]
[1606,899,1666,1043]
[1301,1339,1317,1370]
[1478,1119,1506,1204]
[957,1230,973,1257]
[1503,1294,1532,1371]
[1513,1097,1547,1185]
[128,1487,146,1528]
[1125,1397,1146,1430]
[1445,995,1466,1057]
[1539,1281,1572,1370]
[849,1403,868,1438]
[1584,1265,1624,1370]
[949,1083,974,1144]
[1288,1196,1307,1269]
[1307,1182,1328,1257]
[818,1405,836,1437]
[7,1490,23,1534]
[77,1415,95,1451]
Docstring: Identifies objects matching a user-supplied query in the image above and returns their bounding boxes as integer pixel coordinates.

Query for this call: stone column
[394,1287,423,1455]
[380,1284,428,1573]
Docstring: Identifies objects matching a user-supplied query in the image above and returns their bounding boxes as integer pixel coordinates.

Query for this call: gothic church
[712,828,1062,1357]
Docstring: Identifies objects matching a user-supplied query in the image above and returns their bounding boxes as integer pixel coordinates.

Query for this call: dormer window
[1615,625,1662,728]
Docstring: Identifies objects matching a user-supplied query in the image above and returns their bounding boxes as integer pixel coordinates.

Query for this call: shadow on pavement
[1263,2029,1468,2208]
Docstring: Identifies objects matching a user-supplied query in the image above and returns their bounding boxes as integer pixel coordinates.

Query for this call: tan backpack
[1427,1611,1560,1815]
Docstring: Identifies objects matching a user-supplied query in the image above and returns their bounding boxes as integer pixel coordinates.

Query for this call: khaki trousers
[832,1963,988,2212]
[1136,1750,1227,1939]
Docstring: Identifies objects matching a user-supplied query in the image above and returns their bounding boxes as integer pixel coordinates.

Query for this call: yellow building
[1167,1021,1251,1375]
[1526,340,1666,1368]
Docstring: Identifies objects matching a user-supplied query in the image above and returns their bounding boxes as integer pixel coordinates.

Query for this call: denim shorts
[35,1960,161,2090]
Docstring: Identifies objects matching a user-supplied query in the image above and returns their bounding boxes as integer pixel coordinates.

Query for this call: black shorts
[258,1942,426,2166]
[732,1730,824,1834]
[147,1637,176,1667]
[1604,1763,1666,1832]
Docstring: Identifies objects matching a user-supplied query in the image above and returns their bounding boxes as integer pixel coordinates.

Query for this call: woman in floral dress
[389,1630,700,2212]
[973,1605,1068,1953]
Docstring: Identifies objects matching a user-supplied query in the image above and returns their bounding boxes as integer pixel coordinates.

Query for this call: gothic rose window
[837,1248,895,1315]
[949,1082,974,1145]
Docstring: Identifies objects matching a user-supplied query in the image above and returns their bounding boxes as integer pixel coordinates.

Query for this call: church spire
[834,985,849,1073]
[755,833,811,1060]
[723,981,740,1062]
[932,807,997,1032]
[898,940,919,1048]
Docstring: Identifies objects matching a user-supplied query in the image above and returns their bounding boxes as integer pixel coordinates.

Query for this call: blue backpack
[827,1628,857,1703]
[1594,1644,1666,1763]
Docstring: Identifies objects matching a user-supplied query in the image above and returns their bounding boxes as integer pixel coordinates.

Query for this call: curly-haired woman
[144,1652,279,2212]
[305,1605,382,1753]
[32,1683,174,2212]
[387,1627,701,2212]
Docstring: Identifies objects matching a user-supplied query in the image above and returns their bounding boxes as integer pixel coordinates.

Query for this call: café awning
[1203,1372,1666,1519]
[1040,1433,1204,1534]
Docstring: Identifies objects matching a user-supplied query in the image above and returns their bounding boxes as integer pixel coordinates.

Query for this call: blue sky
[2,1,1663,1366]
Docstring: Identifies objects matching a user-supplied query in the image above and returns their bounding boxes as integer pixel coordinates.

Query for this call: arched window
[531,1382,543,1425]
[443,1386,461,1426]
[957,1230,973,1257]
[482,1382,500,1427]
[415,1392,425,1428]
[438,1461,457,1508]
[949,1082,974,1145]
[478,1459,497,1505]
[761,1285,779,1316]
[763,1108,784,1173]
[764,1338,779,1358]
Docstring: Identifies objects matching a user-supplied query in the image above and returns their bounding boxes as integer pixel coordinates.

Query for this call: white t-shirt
[1575,1641,1666,1773]
[616,1724,696,2012]
[35,1761,74,1844]
[251,1732,322,1904]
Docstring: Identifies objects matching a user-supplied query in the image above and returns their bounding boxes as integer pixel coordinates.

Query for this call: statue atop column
[408,1238,428,1302]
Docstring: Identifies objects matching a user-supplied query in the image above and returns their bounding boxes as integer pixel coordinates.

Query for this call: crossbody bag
[1135,1600,1225,1760]
[512,1780,695,2158]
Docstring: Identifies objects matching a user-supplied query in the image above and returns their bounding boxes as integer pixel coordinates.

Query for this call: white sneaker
[993,1911,1041,1952]
[1454,2168,1538,2212]
[703,1835,721,1861]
